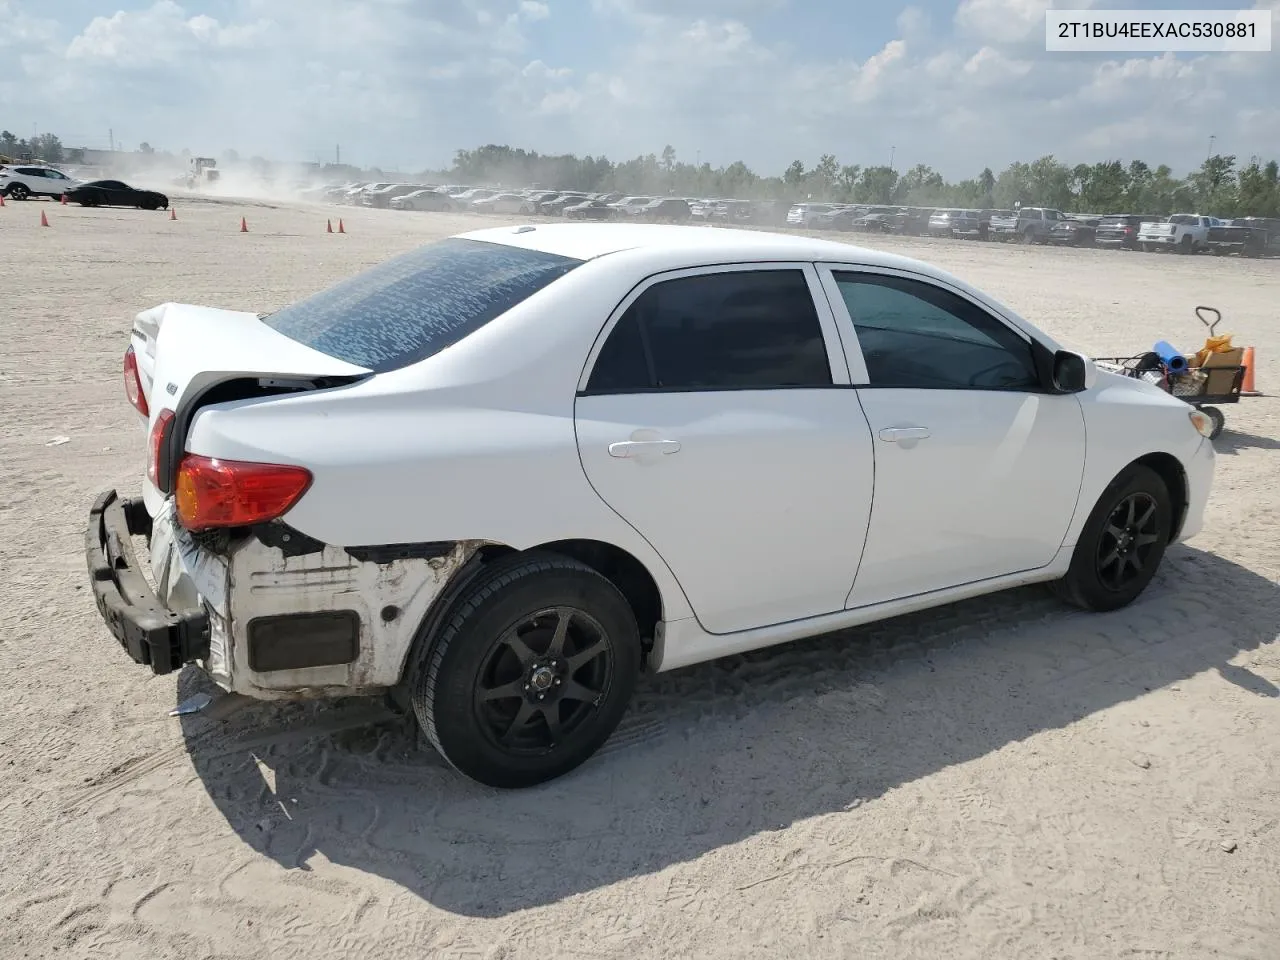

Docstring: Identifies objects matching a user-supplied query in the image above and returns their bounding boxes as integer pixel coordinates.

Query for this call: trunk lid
[133,302,372,514]
[1139,221,1174,236]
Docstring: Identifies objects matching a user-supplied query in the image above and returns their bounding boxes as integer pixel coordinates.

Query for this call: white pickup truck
[1137,213,1222,253]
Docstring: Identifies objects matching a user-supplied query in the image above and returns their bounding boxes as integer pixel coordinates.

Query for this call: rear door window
[585,269,833,393]
[261,237,582,373]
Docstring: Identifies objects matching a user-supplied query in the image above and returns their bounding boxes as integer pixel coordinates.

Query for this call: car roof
[455,222,955,277]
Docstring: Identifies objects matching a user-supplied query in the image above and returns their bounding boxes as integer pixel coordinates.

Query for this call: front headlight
[1188,409,1214,438]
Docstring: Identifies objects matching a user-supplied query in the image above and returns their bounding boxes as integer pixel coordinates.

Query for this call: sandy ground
[1,195,1278,960]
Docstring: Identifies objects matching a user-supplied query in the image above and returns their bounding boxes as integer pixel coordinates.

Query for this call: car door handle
[608,439,682,458]
[878,426,930,442]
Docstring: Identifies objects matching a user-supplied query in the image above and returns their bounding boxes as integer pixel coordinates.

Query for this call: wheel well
[1133,452,1189,540]
[476,540,662,654]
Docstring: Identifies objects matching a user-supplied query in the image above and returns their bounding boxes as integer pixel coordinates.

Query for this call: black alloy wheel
[473,605,614,756]
[1094,492,1162,592]
[410,553,641,788]
[1051,464,1173,612]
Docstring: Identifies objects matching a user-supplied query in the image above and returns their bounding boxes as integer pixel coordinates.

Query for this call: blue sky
[2,0,1277,179]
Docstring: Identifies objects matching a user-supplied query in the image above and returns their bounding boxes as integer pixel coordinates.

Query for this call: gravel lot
[2,195,1278,960]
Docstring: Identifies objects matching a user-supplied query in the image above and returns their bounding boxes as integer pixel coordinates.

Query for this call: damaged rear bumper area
[85,489,483,699]
[85,490,210,675]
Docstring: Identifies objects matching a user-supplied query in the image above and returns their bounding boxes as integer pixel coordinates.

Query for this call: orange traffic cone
[60,193,67,205]
[239,216,248,233]
[1240,346,1258,395]
[326,218,333,233]
[40,210,49,227]
[337,219,345,234]
[0,194,6,207]
[169,207,177,221]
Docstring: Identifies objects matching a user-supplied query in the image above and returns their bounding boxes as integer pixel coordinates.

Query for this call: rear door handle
[878,426,930,442]
[608,439,682,458]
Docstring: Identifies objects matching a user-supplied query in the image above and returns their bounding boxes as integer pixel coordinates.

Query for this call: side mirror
[1051,350,1095,393]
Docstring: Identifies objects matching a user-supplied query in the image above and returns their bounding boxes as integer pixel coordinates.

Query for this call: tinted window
[585,269,832,392]
[262,238,582,373]
[834,273,1039,391]
[586,310,650,392]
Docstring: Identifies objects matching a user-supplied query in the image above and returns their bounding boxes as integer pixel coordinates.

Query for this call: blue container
[1153,340,1188,374]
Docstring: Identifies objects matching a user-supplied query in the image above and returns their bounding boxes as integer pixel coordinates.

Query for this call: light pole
[1207,135,1215,161]
[889,145,895,171]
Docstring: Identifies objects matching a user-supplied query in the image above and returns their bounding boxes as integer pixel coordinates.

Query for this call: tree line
[449,144,1280,219]
[7,126,1278,218]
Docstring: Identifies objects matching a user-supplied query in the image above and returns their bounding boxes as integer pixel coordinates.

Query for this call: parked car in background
[564,198,619,220]
[786,203,835,227]
[637,197,693,222]
[390,189,455,212]
[90,223,1217,790]
[1205,217,1280,257]
[927,209,963,237]
[1048,216,1099,247]
[610,197,656,218]
[715,199,755,223]
[888,208,934,236]
[540,193,590,215]
[1093,214,1149,250]
[1137,213,1218,253]
[0,164,81,200]
[451,188,498,210]
[472,192,537,215]
[849,212,896,233]
[990,207,1065,243]
[816,207,864,231]
[66,179,169,210]
[351,183,393,204]
[363,184,426,208]
[949,210,988,240]
[750,199,793,226]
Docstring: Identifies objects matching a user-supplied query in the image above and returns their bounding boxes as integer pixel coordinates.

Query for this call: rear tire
[409,553,641,788]
[1050,464,1173,612]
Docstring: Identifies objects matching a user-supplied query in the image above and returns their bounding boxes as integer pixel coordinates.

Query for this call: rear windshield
[261,237,582,373]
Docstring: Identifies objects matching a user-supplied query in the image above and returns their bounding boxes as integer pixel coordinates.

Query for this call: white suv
[0,165,80,200]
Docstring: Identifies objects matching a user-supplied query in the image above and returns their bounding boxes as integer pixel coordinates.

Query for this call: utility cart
[1093,306,1247,440]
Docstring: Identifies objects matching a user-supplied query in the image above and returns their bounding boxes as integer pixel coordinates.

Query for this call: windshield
[261,238,582,373]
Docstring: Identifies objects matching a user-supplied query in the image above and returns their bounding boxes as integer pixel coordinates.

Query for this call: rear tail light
[147,409,175,487]
[175,455,312,531]
[123,344,149,416]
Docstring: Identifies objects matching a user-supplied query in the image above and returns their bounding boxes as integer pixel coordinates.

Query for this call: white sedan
[87,224,1216,788]
[471,192,537,215]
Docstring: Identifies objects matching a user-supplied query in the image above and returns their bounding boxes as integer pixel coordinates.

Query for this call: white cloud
[2,0,1278,179]
[954,0,1096,45]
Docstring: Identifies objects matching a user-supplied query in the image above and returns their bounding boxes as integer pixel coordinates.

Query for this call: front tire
[1051,464,1173,612]
[1200,405,1225,439]
[410,553,641,788]
[8,183,29,201]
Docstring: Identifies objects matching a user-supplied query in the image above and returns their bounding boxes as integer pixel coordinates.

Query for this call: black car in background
[563,198,618,220]
[1048,216,1099,246]
[637,197,693,222]
[1093,214,1150,249]
[539,193,590,215]
[66,180,169,210]
[950,210,987,240]
[888,208,933,235]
